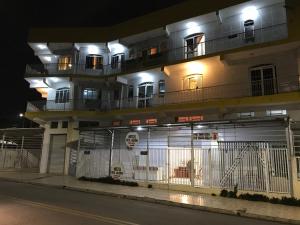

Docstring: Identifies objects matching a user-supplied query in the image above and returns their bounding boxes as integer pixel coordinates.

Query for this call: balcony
[27,75,299,113]
[25,23,287,78]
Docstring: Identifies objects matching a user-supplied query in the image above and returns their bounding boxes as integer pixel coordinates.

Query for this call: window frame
[83,88,98,100]
[85,54,103,70]
[55,87,70,103]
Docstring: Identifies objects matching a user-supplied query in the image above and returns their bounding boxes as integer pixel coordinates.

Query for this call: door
[111,53,125,70]
[250,65,277,96]
[185,33,205,59]
[48,134,67,174]
[138,82,153,108]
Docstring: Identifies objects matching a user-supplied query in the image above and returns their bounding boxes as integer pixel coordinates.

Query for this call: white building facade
[25,0,300,197]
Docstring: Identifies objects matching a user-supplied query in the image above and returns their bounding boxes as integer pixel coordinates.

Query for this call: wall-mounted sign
[146,118,157,125]
[193,132,218,140]
[176,115,204,123]
[129,120,141,125]
[112,120,122,126]
[125,132,139,149]
[111,163,124,180]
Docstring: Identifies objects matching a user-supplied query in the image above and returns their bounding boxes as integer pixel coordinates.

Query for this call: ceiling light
[44,56,51,62]
[37,44,47,50]
[242,6,258,21]
[87,45,100,54]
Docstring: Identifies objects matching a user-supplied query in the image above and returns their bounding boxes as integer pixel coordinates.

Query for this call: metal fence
[76,120,291,194]
[27,74,300,113]
[0,128,43,170]
[25,23,287,78]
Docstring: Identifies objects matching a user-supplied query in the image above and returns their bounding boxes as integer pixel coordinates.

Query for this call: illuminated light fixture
[166,124,171,127]
[19,113,24,118]
[196,125,206,129]
[138,72,154,83]
[110,43,125,54]
[49,77,60,83]
[186,62,205,75]
[44,56,52,62]
[137,126,143,131]
[186,21,198,28]
[241,6,258,21]
[87,45,100,54]
[37,44,47,50]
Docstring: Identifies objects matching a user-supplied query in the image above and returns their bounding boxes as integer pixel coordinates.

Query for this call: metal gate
[0,128,43,171]
[77,120,291,194]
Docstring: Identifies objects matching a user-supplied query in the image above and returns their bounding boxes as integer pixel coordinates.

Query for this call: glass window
[250,65,277,96]
[83,88,97,100]
[185,33,205,59]
[111,54,124,69]
[58,56,72,71]
[138,82,153,108]
[150,47,158,55]
[50,121,58,129]
[159,80,165,96]
[128,85,134,99]
[189,77,198,89]
[86,55,103,70]
[62,121,68,128]
[55,88,70,103]
[266,109,287,116]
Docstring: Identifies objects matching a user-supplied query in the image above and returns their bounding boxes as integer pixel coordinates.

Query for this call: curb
[1,177,300,224]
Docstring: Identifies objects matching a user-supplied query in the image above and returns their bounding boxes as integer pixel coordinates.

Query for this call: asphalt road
[0,180,289,225]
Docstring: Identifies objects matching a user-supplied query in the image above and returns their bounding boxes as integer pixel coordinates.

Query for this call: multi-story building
[25,0,300,197]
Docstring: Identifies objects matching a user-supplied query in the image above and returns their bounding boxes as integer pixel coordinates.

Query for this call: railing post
[108,129,114,177]
[146,127,150,183]
[286,120,294,196]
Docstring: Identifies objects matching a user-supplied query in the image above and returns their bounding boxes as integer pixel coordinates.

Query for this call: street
[0,180,288,225]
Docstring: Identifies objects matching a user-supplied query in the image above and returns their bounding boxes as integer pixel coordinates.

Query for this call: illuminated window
[266,109,287,116]
[55,88,70,103]
[185,33,205,59]
[83,88,97,100]
[189,77,198,89]
[138,82,153,108]
[86,55,103,70]
[150,47,158,55]
[58,56,72,71]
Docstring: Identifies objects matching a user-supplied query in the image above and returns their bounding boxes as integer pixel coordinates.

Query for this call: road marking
[0,195,139,225]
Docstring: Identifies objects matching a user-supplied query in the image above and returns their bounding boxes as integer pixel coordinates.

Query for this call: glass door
[251,65,276,96]
[138,82,153,108]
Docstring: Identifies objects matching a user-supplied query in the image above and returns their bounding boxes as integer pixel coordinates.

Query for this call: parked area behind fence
[0,128,43,171]
[76,119,291,195]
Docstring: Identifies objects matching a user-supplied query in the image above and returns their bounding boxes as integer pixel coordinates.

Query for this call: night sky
[0,0,186,128]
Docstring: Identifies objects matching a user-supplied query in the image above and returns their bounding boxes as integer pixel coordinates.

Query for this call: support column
[40,128,50,174]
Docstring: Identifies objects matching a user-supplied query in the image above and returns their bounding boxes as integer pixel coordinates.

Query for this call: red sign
[129,120,141,125]
[176,115,203,123]
[146,118,157,125]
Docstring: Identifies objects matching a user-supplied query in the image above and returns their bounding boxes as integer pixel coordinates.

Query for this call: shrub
[220,189,228,197]
[78,176,139,187]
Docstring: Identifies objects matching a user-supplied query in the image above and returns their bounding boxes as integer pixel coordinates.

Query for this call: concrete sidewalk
[0,171,300,224]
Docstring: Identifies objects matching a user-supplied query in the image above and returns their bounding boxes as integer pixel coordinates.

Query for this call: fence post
[286,120,294,197]
[2,134,6,168]
[208,148,212,187]
[146,127,150,183]
[108,129,114,177]
[264,144,270,194]
[190,124,195,187]
[20,136,25,168]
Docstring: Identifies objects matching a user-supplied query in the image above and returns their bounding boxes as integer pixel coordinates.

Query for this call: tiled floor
[1,171,300,223]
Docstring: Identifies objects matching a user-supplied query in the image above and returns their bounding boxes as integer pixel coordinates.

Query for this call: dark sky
[0,0,186,128]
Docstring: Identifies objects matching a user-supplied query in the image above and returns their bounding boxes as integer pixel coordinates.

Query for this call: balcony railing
[25,23,287,77]
[27,75,299,113]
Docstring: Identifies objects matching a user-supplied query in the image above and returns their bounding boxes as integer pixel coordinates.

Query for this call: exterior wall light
[137,126,143,131]
[241,6,258,21]
[37,44,47,50]
[44,56,52,62]
[87,45,100,55]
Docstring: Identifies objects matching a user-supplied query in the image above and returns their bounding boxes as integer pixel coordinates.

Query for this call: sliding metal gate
[77,120,291,194]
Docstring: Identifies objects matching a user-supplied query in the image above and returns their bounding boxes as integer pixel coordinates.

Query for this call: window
[138,82,153,108]
[185,33,205,59]
[83,88,97,100]
[86,55,103,70]
[55,88,70,103]
[114,89,120,100]
[244,20,255,42]
[79,121,99,128]
[297,158,300,179]
[50,121,58,129]
[250,65,277,96]
[111,53,125,69]
[128,85,134,99]
[159,80,165,96]
[150,47,158,55]
[62,121,68,128]
[58,56,72,71]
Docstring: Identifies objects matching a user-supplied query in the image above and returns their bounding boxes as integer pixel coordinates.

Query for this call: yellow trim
[25,91,300,120]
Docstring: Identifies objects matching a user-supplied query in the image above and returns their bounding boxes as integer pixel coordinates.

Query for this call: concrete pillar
[40,125,51,174]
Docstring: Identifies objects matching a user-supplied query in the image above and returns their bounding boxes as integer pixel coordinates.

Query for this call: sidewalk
[0,171,300,224]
